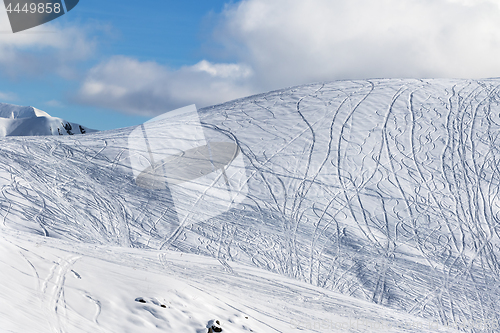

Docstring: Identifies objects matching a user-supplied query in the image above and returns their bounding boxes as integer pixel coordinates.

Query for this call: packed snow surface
[2,78,500,332]
[0,103,95,136]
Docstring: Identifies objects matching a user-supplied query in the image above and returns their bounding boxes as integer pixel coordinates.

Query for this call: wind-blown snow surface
[1,78,500,332]
[0,103,95,137]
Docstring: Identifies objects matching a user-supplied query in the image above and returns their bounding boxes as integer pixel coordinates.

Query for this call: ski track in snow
[2,78,500,331]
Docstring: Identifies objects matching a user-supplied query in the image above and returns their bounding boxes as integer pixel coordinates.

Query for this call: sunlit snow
[2,78,499,332]
[0,103,95,137]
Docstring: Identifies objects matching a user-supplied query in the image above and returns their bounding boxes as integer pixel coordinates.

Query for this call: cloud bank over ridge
[76,0,500,115]
[75,57,254,116]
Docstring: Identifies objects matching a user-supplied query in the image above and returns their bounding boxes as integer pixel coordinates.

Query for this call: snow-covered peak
[0,102,96,136]
[0,103,50,119]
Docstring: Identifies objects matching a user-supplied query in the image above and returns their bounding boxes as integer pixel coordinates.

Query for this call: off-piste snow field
[1,78,500,332]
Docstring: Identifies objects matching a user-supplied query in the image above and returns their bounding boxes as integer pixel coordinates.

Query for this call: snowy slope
[1,78,500,332]
[0,103,95,136]
[1,228,462,333]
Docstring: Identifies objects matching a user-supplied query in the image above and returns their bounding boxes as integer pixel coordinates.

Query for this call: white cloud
[0,9,100,78]
[0,91,17,101]
[212,0,500,88]
[45,100,64,108]
[75,56,255,116]
[191,60,253,79]
[76,0,500,116]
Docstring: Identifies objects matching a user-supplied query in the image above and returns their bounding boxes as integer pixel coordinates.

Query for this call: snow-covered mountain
[0,102,95,136]
[2,78,500,332]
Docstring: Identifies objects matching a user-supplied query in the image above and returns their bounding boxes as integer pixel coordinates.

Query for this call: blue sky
[0,0,231,130]
[1,0,500,130]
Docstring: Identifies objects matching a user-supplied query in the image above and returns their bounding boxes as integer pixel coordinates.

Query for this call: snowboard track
[2,78,500,331]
